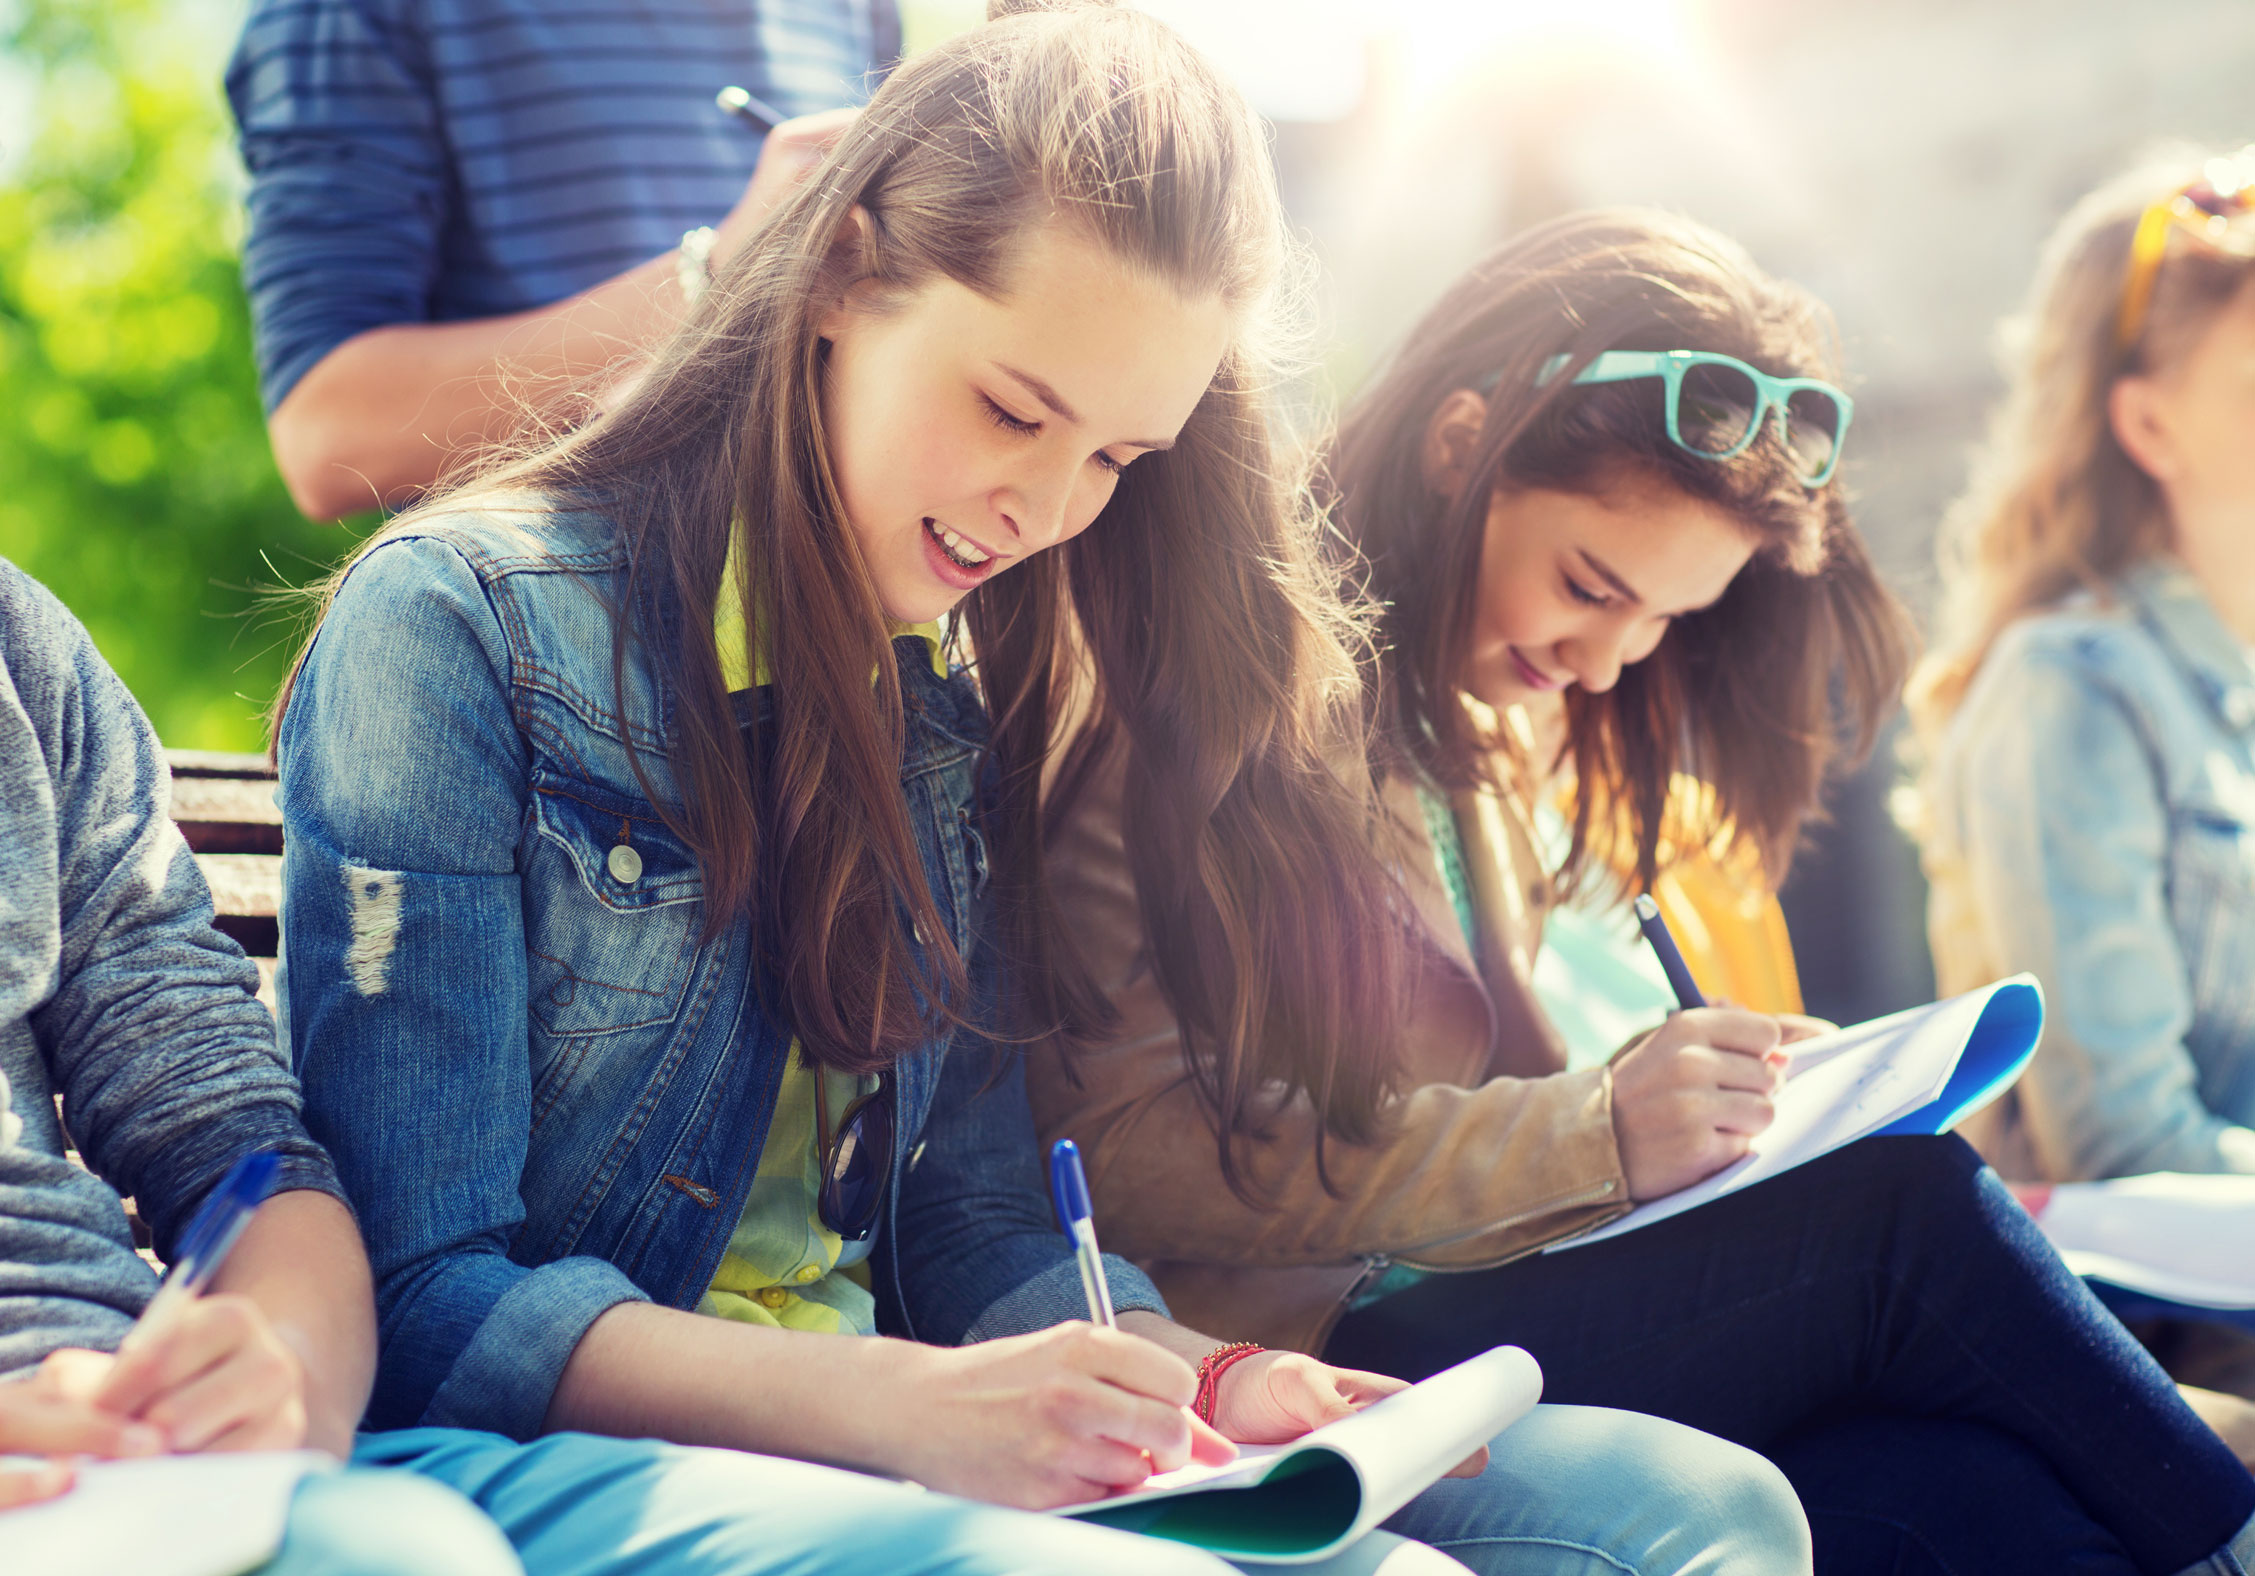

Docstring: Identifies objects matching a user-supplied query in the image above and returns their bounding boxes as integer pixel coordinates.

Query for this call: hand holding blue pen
[121,1148,282,1351]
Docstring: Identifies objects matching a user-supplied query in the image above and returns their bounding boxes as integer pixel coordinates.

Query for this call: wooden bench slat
[199,853,282,918]
[165,749,273,779]
[170,776,281,824]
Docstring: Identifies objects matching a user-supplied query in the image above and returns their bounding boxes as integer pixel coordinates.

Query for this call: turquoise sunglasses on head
[1524,349,1855,489]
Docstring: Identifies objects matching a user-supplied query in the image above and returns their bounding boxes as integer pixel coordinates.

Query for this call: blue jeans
[350,1408,1807,1576]
[1380,1405,1811,1574]
[266,1468,522,1576]
[1328,1135,2255,1576]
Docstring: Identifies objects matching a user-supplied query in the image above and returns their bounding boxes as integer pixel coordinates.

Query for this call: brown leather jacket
[1027,746,1632,1356]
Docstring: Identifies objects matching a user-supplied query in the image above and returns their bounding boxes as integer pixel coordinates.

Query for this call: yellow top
[713,534,946,691]
[695,530,939,1335]
[695,1049,881,1335]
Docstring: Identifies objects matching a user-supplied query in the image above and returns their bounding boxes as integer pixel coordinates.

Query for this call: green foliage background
[0,0,985,752]
[0,0,367,752]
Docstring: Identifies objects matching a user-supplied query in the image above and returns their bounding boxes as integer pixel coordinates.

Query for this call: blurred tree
[0,0,367,751]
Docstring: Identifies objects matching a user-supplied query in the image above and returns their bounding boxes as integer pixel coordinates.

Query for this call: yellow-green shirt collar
[715,533,947,692]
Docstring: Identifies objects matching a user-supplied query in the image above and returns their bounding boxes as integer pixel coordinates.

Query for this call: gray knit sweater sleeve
[0,558,344,1377]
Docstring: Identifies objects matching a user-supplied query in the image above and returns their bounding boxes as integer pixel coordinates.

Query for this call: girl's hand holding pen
[875,1322,1236,1511]
[1610,1007,1788,1201]
[94,1293,309,1454]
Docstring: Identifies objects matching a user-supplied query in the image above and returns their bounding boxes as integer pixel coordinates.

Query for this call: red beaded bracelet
[1193,1340,1266,1425]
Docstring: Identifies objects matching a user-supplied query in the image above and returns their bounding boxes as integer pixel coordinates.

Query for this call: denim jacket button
[607,843,644,884]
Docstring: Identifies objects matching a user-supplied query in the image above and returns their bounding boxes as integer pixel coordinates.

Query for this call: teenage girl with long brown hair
[264,6,1811,1573]
[1032,208,2255,1574]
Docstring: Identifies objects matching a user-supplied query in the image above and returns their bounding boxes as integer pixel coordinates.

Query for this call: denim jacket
[1926,558,2255,1181]
[0,557,342,1376]
[277,506,1165,1439]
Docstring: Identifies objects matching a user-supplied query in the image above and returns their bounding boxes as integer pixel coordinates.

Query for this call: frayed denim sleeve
[278,537,645,1436]
[9,568,343,1257]
[1948,645,2255,1178]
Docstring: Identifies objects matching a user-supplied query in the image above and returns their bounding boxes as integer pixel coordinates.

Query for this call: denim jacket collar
[2121,558,2255,738]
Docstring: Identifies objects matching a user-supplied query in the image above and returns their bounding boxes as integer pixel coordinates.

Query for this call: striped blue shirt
[226,0,900,412]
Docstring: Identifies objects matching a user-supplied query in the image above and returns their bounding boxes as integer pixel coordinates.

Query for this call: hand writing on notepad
[1,1290,311,1514]
[1611,1007,1792,1201]
[876,1321,1237,1512]
[0,1350,166,1511]
[96,1293,311,1453]
[1207,1351,1491,1480]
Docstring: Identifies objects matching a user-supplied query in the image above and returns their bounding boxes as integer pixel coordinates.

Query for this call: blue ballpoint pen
[1048,1138,1116,1328]
[121,1148,282,1349]
[1633,893,1709,1011]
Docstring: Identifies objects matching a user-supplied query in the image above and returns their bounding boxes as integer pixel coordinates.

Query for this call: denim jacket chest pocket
[520,773,707,1118]
[2170,794,2255,1051]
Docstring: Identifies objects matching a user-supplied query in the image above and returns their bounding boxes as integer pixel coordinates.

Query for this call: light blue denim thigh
[265,1466,524,1576]
[356,1427,1249,1576]
[1375,1404,1813,1576]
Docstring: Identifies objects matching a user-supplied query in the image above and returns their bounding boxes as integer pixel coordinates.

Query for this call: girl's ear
[2108,373,2180,485]
[815,206,882,342]
[1421,389,1491,502]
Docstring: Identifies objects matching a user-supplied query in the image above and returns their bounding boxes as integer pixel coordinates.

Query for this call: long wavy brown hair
[280,0,1405,1096]
[1330,210,1914,893]
[1910,147,2255,745]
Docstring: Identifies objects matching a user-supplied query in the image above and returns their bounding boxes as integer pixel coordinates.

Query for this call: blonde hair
[1910,146,2255,739]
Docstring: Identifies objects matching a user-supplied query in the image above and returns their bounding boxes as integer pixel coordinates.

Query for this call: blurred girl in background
[1033,207,2255,1575]
[1914,142,2255,1412]
[1917,147,2255,1186]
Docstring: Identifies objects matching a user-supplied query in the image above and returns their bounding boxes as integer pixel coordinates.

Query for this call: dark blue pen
[1633,894,1708,1011]
[1048,1138,1116,1328]
[715,86,788,132]
[122,1148,281,1347]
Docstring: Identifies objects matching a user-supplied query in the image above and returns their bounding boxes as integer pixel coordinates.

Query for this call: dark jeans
[1325,1136,2255,1576]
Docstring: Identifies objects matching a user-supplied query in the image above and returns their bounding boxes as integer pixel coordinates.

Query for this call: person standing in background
[226,0,898,522]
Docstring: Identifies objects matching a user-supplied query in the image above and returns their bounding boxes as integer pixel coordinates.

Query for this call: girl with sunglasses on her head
[1916,148,2255,1184]
[1031,208,2255,1575]
[1913,145,2255,1411]
[267,6,1815,1573]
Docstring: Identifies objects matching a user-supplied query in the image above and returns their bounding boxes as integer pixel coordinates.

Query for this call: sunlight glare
[1387,0,1695,98]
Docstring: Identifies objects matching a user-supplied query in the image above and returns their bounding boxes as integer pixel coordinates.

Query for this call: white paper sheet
[1055,1345,1543,1564]
[0,1450,329,1576]
[2040,1173,2255,1310]
[1551,975,2043,1251]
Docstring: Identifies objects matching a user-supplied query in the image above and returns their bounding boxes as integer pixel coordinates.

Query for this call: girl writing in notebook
[272,5,1809,1572]
[1030,208,2255,1575]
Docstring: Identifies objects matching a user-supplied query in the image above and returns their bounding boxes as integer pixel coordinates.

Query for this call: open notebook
[1055,1345,1543,1564]
[2033,1173,2255,1324]
[1553,974,2044,1251]
[1,1450,329,1576]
